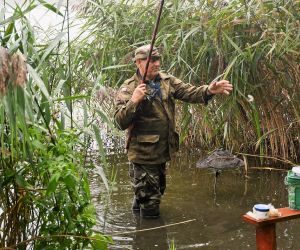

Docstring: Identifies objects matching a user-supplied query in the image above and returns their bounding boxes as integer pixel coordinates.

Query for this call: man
[114,44,233,218]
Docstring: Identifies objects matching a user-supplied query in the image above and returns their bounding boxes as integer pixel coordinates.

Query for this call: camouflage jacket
[114,71,213,164]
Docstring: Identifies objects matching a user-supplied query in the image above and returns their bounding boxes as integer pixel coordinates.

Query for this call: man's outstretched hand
[208,80,233,95]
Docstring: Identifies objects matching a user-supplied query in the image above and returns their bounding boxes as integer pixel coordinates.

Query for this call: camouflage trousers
[129,162,166,210]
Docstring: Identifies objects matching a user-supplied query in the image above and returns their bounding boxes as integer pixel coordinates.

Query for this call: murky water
[90,147,300,250]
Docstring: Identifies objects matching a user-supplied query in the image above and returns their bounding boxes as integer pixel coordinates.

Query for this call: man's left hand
[208,80,233,95]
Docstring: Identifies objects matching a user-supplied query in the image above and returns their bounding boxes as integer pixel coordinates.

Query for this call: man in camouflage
[114,44,233,218]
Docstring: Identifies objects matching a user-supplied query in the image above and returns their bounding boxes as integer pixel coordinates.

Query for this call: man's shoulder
[159,72,182,85]
[159,71,173,80]
[119,74,137,92]
[123,75,136,86]
[117,74,137,96]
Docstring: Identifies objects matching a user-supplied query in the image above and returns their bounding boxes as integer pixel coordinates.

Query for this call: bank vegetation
[0,0,299,249]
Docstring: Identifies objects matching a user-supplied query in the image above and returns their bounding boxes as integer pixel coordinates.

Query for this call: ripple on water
[90,148,300,249]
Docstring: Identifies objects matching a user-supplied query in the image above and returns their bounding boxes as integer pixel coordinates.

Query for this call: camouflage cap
[134,44,161,61]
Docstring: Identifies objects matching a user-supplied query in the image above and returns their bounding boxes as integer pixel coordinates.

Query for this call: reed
[0,1,112,248]
[75,0,300,162]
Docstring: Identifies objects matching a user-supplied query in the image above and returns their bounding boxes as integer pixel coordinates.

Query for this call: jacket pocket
[137,134,160,143]
[128,134,162,163]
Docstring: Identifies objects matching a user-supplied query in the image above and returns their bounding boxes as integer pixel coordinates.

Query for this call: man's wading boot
[132,197,140,212]
[140,206,160,219]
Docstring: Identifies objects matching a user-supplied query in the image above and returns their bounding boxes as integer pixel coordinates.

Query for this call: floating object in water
[196,149,245,206]
[196,149,244,170]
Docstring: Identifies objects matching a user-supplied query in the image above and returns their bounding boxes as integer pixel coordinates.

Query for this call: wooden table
[242,207,300,250]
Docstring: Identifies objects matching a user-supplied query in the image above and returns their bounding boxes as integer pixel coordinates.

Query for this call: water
[90,148,300,250]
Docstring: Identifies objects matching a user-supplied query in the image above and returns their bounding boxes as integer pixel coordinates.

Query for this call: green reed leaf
[27,64,50,100]
[37,0,63,16]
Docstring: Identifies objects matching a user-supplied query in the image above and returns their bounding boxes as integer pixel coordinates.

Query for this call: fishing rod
[142,0,165,83]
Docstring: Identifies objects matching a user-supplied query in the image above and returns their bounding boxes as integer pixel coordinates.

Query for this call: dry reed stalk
[11,52,28,87]
[0,47,10,95]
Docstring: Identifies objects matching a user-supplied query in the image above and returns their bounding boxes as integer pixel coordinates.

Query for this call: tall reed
[75,0,300,162]
[0,1,113,248]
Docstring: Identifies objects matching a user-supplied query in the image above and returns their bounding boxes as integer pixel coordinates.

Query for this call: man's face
[136,57,161,80]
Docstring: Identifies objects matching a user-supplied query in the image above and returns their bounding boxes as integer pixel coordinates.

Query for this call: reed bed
[0,1,113,248]
[75,0,300,162]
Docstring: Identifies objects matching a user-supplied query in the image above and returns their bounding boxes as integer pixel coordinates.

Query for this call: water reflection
[131,215,169,250]
[90,147,300,250]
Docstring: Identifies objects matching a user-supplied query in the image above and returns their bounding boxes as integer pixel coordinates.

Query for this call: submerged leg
[131,163,166,218]
[129,163,140,213]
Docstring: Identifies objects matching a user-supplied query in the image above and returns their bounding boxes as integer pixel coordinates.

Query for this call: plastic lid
[254,204,269,212]
[292,166,300,176]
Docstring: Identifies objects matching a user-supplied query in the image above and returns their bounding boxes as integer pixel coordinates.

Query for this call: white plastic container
[253,204,269,219]
[292,166,300,177]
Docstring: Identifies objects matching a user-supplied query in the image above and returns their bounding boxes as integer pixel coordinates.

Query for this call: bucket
[285,168,300,210]
[253,204,269,219]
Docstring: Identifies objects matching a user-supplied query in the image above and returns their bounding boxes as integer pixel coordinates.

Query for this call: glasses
[141,56,161,62]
